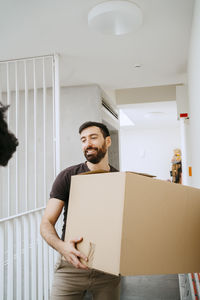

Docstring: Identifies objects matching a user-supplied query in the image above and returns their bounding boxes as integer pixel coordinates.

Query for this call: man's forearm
[40,220,65,254]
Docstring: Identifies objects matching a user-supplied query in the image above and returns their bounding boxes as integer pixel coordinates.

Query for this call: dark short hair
[79,121,110,138]
[0,103,19,166]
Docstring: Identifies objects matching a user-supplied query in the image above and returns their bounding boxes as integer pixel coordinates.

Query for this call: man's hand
[61,237,88,269]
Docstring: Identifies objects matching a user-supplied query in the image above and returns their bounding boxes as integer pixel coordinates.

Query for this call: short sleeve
[50,170,69,202]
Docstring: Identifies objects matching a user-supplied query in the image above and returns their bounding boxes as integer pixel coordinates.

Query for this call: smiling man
[40,121,120,300]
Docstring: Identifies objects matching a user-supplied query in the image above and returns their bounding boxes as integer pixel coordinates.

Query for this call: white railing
[0,54,60,219]
[0,54,61,300]
[0,208,58,300]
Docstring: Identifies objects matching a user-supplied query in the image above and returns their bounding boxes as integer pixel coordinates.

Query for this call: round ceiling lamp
[88,1,143,36]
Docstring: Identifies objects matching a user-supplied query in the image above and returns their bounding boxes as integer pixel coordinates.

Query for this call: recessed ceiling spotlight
[133,64,142,69]
[88,1,143,36]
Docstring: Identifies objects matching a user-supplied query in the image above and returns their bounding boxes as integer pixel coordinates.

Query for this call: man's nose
[85,139,93,148]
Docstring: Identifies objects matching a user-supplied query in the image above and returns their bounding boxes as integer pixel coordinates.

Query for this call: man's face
[80,126,111,164]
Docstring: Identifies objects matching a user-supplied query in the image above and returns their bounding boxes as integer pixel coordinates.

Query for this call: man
[40,121,121,300]
[0,102,18,166]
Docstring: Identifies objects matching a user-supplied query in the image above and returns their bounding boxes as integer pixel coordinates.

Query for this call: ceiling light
[88,1,143,36]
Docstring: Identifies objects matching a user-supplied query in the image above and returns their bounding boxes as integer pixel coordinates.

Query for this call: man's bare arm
[40,198,88,269]
[40,198,64,251]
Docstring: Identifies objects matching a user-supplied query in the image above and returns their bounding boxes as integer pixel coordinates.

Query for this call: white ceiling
[0,0,194,91]
[119,101,179,129]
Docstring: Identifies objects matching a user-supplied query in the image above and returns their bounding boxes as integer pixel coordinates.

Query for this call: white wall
[188,0,200,188]
[116,85,176,105]
[60,85,102,169]
[120,126,181,180]
[109,130,119,170]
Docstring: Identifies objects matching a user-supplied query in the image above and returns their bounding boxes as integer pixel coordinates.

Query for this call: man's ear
[106,136,111,148]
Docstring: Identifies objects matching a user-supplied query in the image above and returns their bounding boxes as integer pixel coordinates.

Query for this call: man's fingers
[68,237,88,261]
[73,248,88,261]
[70,254,88,269]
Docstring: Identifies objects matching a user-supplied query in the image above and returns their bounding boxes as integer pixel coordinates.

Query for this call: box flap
[125,171,156,178]
[80,169,110,175]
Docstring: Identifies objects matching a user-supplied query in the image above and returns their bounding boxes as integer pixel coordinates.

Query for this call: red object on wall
[180,113,188,118]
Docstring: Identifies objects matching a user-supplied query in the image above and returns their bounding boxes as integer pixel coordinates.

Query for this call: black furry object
[0,103,19,166]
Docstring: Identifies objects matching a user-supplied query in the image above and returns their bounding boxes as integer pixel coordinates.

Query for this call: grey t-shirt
[50,162,118,240]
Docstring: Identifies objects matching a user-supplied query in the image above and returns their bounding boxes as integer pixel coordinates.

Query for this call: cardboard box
[65,172,200,276]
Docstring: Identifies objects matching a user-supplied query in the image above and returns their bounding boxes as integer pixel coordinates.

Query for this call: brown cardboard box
[65,172,200,276]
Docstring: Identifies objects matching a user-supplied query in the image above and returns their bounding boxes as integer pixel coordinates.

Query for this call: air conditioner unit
[101,99,119,130]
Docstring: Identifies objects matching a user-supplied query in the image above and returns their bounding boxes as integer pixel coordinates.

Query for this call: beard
[84,142,107,164]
